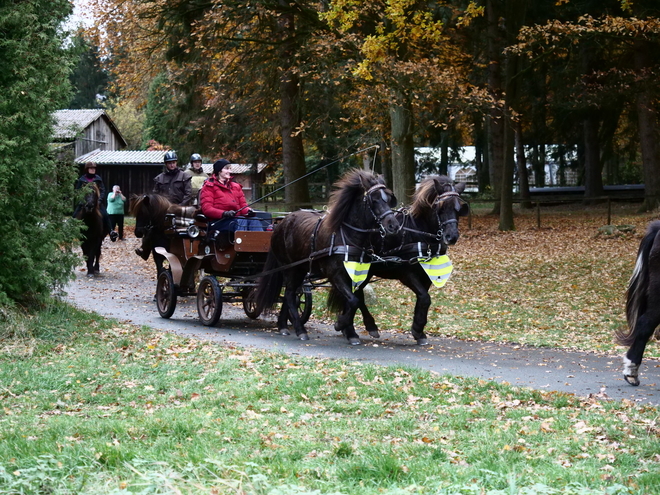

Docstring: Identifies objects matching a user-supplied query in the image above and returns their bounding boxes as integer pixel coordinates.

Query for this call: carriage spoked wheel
[197,276,223,326]
[295,283,313,325]
[242,288,261,320]
[156,270,177,319]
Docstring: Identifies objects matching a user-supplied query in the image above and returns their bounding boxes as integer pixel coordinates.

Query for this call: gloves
[246,208,256,217]
[222,210,236,219]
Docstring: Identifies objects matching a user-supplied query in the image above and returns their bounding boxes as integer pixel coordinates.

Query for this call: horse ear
[457,199,470,217]
[389,192,398,208]
[432,177,444,195]
[454,182,466,194]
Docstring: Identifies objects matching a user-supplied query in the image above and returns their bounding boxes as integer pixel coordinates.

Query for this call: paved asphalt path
[65,238,660,406]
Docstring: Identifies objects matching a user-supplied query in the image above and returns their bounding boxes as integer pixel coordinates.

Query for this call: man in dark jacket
[153,150,192,205]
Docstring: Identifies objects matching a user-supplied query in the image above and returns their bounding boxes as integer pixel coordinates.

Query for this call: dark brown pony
[131,194,197,276]
[328,175,469,344]
[252,169,400,344]
[74,183,107,276]
[617,220,660,386]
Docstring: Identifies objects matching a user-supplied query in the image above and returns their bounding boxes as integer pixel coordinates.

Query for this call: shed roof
[76,149,167,165]
[53,109,127,147]
[76,149,268,174]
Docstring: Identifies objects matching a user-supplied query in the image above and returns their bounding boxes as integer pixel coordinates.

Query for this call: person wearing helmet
[74,162,119,242]
[184,153,208,206]
[153,150,192,206]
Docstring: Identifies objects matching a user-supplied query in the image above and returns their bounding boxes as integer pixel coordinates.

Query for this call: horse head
[431,176,469,246]
[326,169,400,238]
[82,184,99,214]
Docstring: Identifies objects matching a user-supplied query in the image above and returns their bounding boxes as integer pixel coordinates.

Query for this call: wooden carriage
[153,211,312,326]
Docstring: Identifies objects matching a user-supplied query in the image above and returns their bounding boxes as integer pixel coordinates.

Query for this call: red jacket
[200,177,248,220]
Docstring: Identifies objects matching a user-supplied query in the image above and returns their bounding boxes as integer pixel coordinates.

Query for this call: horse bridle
[433,190,466,241]
[343,183,397,238]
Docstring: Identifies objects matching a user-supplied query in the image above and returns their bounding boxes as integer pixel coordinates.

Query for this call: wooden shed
[53,109,127,158]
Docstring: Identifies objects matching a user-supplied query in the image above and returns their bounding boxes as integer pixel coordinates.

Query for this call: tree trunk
[389,93,416,205]
[278,3,310,209]
[582,114,604,202]
[634,41,660,211]
[486,0,504,214]
[515,121,531,208]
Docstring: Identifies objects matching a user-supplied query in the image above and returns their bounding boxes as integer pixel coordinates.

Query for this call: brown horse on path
[252,169,400,344]
[74,183,107,276]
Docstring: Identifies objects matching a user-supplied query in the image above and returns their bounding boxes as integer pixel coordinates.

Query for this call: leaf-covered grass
[312,203,660,358]
[1,302,659,494]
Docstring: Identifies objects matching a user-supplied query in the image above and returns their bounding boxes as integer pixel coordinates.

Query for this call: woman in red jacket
[200,159,261,234]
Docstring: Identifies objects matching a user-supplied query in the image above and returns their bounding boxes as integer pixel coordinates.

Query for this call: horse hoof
[87,273,94,278]
[624,375,640,386]
[279,328,290,336]
[368,330,381,339]
[416,338,429,346]
[298,333,309,341]
[348,338,361,346]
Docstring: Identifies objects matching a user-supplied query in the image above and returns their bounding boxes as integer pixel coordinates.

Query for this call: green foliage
[104,97,145,149]
[143,72,175,148]
[67,31,109,109]
[0,0,80,305]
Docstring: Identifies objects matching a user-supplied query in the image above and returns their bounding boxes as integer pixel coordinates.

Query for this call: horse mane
[324,169,383,233]
[408,175,453,218]
[130,193,174,223]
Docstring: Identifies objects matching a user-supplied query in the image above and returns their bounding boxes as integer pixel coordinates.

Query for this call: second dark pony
[252,169,400,344]
[131,194,198,276]
[617,220,660,386]
[73,183,108,276]
[328,175,469,345]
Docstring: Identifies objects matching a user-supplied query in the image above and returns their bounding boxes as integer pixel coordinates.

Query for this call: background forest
[75,0,660,230]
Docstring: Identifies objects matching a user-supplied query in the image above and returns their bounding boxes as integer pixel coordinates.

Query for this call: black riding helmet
[190,153,202,162]
[164,150,178,163]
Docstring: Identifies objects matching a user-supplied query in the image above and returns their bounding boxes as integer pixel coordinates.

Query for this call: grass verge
[1,301,659,494]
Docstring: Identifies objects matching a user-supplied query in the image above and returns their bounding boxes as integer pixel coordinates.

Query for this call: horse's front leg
[401,271,433,345]
[356,288,381,338]
[93,242,102,274]
[623,310,660,386]
[332,281,362,345]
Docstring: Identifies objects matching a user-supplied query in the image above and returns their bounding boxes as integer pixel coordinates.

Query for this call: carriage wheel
[156,270,177,319]
[242,288,261,320]
[197,276,223,326]
[296,283,313,325]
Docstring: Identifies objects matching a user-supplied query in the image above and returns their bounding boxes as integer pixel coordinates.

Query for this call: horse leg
[623,308,660,386]
[277,305,290,336]
[282,278,309,340]
[356,289,381,338]
[400,271,433,345]
[93,242,102,274]
[331,282,363,346]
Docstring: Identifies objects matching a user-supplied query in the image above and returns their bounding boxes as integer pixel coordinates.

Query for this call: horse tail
[617,220,660,346]
[326,287,347,314]
[252,249,284,312]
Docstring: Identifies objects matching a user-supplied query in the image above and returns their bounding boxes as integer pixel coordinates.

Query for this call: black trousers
[109,214,124,239]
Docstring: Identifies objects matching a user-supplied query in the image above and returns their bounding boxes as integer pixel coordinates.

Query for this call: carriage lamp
[187,224,200,238]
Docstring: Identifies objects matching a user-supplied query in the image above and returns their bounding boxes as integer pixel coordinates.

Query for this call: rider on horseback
[74,162,118,242]
[153,151,193,206]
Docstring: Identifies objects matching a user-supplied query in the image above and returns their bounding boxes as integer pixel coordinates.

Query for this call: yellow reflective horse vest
[417,254,453,288]
[343,248,370,292]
